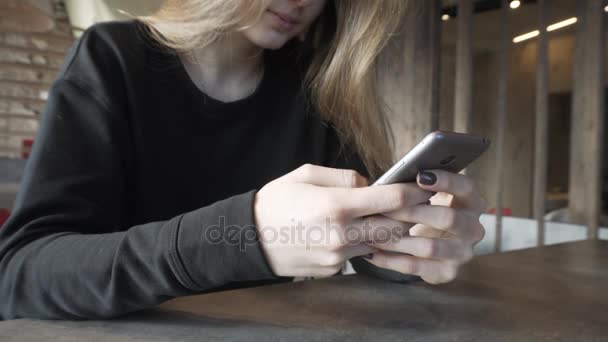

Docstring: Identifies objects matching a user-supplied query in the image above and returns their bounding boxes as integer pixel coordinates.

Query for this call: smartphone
[372,131,490,186]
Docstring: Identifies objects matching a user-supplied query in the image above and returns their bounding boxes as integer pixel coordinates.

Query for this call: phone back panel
[373,131,490,185]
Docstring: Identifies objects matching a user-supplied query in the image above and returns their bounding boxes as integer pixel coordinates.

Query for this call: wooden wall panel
[453,0,473,134]
[533,0,549,245]
[568,0,605,239]
[381,1,442,160]
[494,0,510,252]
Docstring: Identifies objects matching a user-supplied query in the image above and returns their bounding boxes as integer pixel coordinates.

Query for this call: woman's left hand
[365,170,487,284]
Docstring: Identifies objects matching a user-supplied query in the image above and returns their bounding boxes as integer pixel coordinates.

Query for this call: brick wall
[0,0,74,158]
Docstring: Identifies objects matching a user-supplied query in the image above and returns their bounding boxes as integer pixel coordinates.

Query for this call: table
[1,240,607,341]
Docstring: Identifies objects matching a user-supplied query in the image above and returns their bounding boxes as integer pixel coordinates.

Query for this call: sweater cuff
[172,190,278,291]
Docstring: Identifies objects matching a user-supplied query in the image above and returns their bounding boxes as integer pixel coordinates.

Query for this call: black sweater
[0,21,409,320]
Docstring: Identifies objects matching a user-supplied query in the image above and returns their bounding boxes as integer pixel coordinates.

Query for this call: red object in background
[22,139,33,159]
[0,209,10,228]
[487,207,513,216]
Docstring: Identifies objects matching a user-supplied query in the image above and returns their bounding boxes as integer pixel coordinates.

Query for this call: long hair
[139,0,407,178]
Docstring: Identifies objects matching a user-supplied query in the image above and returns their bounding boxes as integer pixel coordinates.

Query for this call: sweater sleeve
[0,78,277,320]
[328,139,420,283]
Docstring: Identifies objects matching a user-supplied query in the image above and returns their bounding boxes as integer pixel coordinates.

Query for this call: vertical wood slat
[494,0,510,252]
[533,0,549,246]
[401,3,417,155]
[383,0,442,158]
[569,0,605,239]
[378,1,442,162]
[568,2,585,230]
[412,0,442,139]
[453,0,474,134]
[428,0,442,131]
[583,0,605,239]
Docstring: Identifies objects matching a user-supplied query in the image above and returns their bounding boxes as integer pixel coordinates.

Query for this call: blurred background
[0,0,606,253]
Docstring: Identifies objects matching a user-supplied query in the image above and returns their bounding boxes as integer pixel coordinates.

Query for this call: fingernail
[419,171,437,186]
[362,253,373,260]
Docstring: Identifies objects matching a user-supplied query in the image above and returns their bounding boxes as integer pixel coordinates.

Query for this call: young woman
[0,0,486,320]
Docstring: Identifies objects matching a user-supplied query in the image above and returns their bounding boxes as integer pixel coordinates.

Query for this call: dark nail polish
[362,253,373,260]
[419,171,437,186]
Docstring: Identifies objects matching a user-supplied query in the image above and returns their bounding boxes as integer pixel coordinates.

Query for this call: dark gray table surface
[1,240,607,341]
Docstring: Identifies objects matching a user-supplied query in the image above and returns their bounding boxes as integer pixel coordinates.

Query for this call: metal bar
[533,0,549,246]
[494,0,510,252]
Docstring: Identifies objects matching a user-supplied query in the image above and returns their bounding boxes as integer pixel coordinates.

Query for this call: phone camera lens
[440,156,456,166]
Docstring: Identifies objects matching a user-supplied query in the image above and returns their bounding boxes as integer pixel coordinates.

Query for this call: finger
[341,243,378,260]
[369,236,473,263]
[417,170,485,213]
[334,183,433,218]
[429,192,453,207]
[342,214,413,244]
[312,244,376,270]
[368,251,460,284]
[409,223,448,239]
[286,164,368,188]
[383,204,485,242]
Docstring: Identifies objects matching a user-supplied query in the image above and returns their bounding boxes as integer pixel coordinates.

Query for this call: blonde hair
[140,0,407,178]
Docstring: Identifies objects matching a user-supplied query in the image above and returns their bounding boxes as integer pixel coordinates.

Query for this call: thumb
[286,164,368,188]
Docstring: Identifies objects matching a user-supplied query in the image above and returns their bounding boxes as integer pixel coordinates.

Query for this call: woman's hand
[366,170,487,284]
[254,164,433,278]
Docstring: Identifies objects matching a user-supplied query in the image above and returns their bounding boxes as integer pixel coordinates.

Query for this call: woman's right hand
[254,164,433,278]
